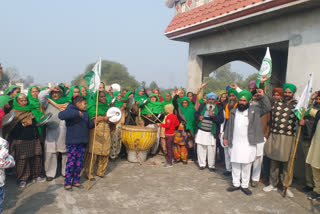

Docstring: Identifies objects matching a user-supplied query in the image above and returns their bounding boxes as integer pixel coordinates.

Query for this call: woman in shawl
[27,86,45,135]
[84,91,111,180]
[153,89,163,102]
[173,90,197,163]
[80,86,91,101]
[134,86,148,107]
[2,85,21,114]
[38,86,69,181]
[7,93,45,188]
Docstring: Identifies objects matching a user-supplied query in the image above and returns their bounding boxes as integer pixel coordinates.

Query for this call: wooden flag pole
[88,90,100,190]
[283,108,306,197]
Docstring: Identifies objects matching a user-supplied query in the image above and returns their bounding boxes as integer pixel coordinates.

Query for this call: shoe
[251,181,259,188]
[199,166,206,170]
[33,177,46,183]
[223,171,232,176]
[308,191,320,201]
[46,177,54,182]
[164,163,173,168]
[285,188,294,198]
[18,181,27,189]
[303,186,313,192]
[64,186,73,191]
[241,188,252,195]
[209,168,216,172]
[227,186,240,192]
[263,184,277,192]
[73,184,84,189]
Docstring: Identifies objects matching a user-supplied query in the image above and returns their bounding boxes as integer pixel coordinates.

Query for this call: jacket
[223,95,271,148]
[58,103,95,145]
[160,113,180,136]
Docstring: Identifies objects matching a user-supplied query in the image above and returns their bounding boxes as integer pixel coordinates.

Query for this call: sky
[0,0,256,88]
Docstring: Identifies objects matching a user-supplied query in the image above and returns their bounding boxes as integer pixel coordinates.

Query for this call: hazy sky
[0,0,256,88]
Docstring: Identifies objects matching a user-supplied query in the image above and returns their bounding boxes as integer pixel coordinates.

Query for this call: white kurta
[230,109,256,164]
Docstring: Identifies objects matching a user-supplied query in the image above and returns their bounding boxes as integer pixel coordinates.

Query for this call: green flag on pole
[294,73,313,120]
[256,47,272,88]
[84,58,102,94]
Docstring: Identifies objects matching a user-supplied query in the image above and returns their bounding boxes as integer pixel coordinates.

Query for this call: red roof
[165,0,301,38]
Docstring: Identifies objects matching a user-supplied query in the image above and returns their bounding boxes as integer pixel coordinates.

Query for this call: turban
[272,88,283,97]
[238,89,252,101]
[227,88,238,97]
[283,83,297,93]
[248,80,257,89]
[206,92,218,100]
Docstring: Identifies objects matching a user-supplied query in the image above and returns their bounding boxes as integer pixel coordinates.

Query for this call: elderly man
[224,89,271,195]
[264,83,298,198]
[38,87,69,181]
[195,92,224,172]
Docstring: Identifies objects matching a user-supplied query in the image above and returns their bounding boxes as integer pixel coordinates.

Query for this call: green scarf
[79,86,91,100]
[0,95,12,107]
[87,91,110,118]
[4,85,20,96]
[141,94,164,115]
[162,92,173,107]
[134,86,148,107]
[198,103,219,135]
[178,97,196,134]
[124,91,133,100]
[47,89,69,104]
[27,86,45,134]
[113,91,124,108]
[65,86,79,102]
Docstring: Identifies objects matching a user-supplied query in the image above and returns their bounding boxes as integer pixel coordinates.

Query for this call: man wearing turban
[263,82,298,198]
[194,92,224,172]
[223,89,271,195]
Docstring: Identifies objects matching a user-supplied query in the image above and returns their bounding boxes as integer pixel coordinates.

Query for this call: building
[165,0,320,93]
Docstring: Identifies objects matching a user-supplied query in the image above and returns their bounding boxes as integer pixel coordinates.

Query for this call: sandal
[64,185,72,191]
[73,184,84,189]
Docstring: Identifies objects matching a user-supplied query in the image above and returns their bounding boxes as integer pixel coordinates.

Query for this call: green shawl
[0,95,12,107]
[65,86,79,102]
[113,91,124,108]
[179,97,196,134]
[47,89,69,104]
[134,86,148,107]
[4,85,20,96]
[162,92,173,106]
[141,94,164,115]
[12,93,44,121]
[197,103,219,135]
[87,91,110,119]
[79,86,91,101]
[27,86,45,134]
[124,91,133,100]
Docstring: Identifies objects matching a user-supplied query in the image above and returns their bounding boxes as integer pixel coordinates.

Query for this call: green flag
[256,47,272,88]
[84,58,101,93]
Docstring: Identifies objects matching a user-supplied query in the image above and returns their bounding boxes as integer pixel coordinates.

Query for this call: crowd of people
[0,77,320,212]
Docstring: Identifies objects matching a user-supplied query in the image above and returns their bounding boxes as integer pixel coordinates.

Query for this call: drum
[121,125,157,162]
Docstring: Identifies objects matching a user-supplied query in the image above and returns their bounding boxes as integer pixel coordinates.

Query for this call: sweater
[160,113,180,136]
[58,103,95,145]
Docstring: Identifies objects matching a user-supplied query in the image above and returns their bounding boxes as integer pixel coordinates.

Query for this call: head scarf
[65,86,79,102]
[272,88,283,97]
[4,85,20,96]
[0,95,12,107]
[179,97,196,134]
[113,91,124,108]
[162,92,173,107]
[141,94,164,115]
[87,91,110,118]
[227,88,238,97]
[79,86,90,101]
[206,92,218,100]
[248,80,257,89]
[47,89,69,104]
[177,89,186,105]
[283,83,297,94]
[153,89,163,102]
[134,86,148,107]
[124,91,133,100]
[238,89,253,102]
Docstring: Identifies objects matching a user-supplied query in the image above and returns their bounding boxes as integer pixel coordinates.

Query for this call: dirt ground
[3,155,320,214]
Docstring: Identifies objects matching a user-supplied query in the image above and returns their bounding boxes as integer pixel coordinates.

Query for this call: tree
[5,67,21,84]
[72,60,140,91]
[0,72,10,90]
[149,81,159,91]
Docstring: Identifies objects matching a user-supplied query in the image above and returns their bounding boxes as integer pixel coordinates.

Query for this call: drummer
[7,93,45,188]
[38,86,69,181]
[84,91,111,180]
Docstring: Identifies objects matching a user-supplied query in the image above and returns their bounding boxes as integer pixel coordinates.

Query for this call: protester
[58,96,94,190]
[224,89,271,195]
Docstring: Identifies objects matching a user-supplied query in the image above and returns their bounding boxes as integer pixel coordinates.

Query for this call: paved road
[3,155,320,214]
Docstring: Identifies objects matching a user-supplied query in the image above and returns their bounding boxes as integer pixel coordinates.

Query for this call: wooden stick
[283,108,306,197]
[88,90,100,190]
[143,105,162,123]
[141,114,157,124]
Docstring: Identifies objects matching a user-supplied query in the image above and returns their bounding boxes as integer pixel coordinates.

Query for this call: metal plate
[36,113,53,127]
[2,112,15,127]
[107,107,122,123]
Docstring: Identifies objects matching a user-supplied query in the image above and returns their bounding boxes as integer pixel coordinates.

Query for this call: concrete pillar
[286,42,320,97]
[187,54,203,92]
